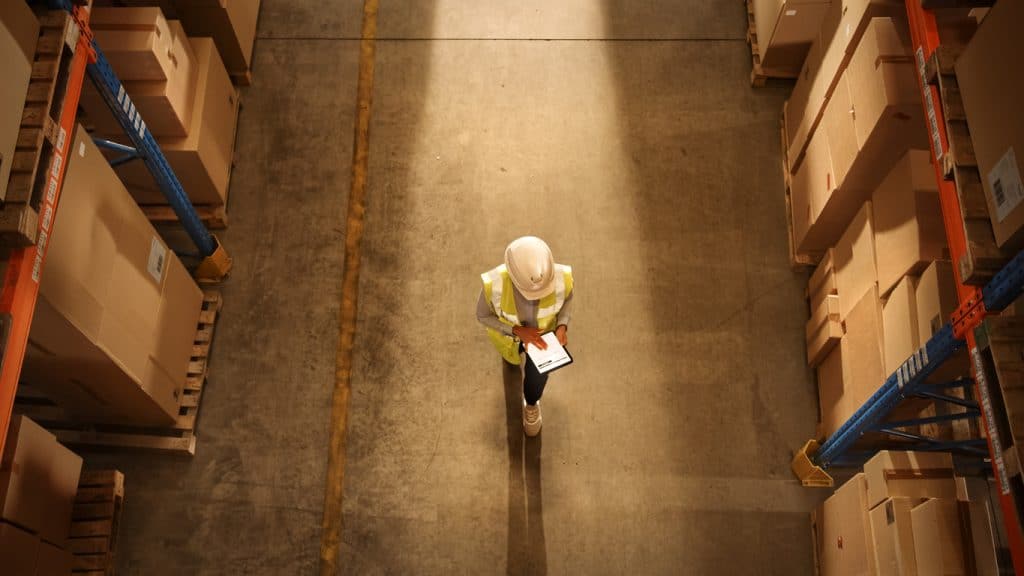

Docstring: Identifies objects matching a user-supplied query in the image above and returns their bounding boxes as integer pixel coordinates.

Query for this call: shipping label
[147,237,167,284]
[988,147,1024,223]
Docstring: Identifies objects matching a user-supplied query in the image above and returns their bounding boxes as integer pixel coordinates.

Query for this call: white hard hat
[504,236,555,300]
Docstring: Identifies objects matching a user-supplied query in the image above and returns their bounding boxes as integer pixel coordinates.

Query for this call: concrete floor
[87,2,826,574]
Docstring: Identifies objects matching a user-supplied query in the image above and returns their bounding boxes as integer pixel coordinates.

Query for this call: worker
[477,236,574,437]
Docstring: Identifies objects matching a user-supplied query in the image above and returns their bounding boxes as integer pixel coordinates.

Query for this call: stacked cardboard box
[79,7,238,207]
[0,416,81,574]
[815,451,1001,576]
[752,0,832,78]
[91,0,260,84]
[790,16,928,256]
[175,0,260,83]
[0,1,39,204]
[22,125,204,427]
[808,150,960,436]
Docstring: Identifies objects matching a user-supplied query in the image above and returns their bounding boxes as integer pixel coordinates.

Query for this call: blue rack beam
[49,0,229,277]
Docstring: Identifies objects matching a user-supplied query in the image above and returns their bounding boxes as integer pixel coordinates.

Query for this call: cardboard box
[0,0,39,204]
[81,20,199,137]
[784,0,906,173]
[91,8,177,81]
[791,122,842,253]
[911,498,965,575]
[753,0,831,76]
[114,38,237,206]
[955,0,1024,249]
[882,275,919,377]
[809,247,837,298]
[872,150,945,296]
[807,293,842,366]
[818,285,885,437]
[915,260,958,344]
[0,521,40,575]
[176,0,260,77]
[869,497,918,576]
[81,20,197,138]
[22,126,204,426]
[821,473,877,576]
[793,18,928,256]
[864,450,956,511]
[0,416,82,548]
[834,203,877,321]
[36,540,73,575]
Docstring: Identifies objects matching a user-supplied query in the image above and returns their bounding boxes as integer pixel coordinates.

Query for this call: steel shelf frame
[791,1,1024,570]
[0,0,231,457]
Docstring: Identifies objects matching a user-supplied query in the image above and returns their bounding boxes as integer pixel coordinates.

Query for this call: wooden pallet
[140,204,229,229]
[926,47,1011,286]
[15,291,223,455]
[69,470,124,576]
[0,10,79,248]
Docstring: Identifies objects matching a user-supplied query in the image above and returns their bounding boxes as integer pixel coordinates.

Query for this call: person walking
[477,236,574,437]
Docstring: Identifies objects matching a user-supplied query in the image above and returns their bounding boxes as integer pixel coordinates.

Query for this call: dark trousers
[519,344,549,405]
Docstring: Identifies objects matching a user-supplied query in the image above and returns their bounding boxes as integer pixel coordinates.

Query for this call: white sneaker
[523,399,542,437]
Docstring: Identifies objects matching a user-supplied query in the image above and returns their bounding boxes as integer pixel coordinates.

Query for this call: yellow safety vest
[480,263,574,365]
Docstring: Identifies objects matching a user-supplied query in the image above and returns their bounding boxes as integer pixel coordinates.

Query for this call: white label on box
[78,141,85,157]
[988,147,1024,223]
[147,237,167,284]
[785,9,797,16]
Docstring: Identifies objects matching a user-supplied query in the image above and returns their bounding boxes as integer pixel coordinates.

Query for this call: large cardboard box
[753,0,831,76]
[0,1,39,204]
[872,150,945,297]
[22,126,204,426]
[0,521,39,575]
[911,498,965,575]
[915,260,958,344]
[0,416,82,548]
[863,450,956,511]
[955,0,1024,249]
[36,540,73,575]
[792,18,928,256]
[869,497,918,576]
[81,20,199,137]
[784,0,905,172]
[176,0,260,78]
[114,38,237,206]
[91,8,177,81]
[834,203,877,321]
[818,285,885,437]
[791,122,841,253]
[821,473,877,576]
[882,275,919,377]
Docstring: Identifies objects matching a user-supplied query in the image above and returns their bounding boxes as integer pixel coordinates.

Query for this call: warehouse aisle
[95,2,825,574]
[342,1,824,574]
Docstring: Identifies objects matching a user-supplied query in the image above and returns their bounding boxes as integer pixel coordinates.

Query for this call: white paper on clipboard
[526,332,573,374]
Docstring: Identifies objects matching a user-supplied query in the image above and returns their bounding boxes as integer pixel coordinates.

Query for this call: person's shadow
[503,361,548,575]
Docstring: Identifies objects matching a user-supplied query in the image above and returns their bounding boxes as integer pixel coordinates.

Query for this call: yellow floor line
[319,0,378,573]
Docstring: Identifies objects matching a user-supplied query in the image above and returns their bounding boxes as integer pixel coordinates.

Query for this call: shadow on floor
[503,361,547,575]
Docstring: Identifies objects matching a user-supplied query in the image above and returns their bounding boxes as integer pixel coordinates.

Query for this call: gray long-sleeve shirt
[476,286,574,337]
